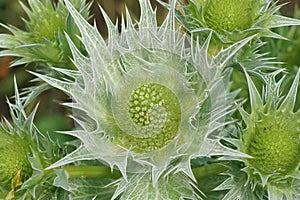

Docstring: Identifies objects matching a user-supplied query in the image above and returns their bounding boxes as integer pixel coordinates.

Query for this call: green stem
[192,163,228,180]
[58,163,226,181]
[63,166,122,179]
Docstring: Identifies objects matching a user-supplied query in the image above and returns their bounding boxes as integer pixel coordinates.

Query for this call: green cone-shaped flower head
[242,70,300,178]
[34,0,252,182]
[113,82,183,152]
[0,132,32,187]
[245,110,299,175]
[204,0,258,33]
[217,69,300,199]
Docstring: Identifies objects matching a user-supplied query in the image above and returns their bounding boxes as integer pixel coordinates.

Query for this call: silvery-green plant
[0,0,300,199]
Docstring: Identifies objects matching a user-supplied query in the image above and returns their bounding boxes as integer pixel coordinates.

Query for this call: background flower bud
[0,132,32,188]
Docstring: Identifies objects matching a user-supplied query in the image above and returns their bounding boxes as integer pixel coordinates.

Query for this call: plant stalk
[63,166,122,179]
[61,163,227,180]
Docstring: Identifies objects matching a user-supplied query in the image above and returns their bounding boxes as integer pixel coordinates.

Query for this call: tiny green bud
[0,132,32,188]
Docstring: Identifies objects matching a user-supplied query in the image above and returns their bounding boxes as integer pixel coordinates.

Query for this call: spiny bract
[217,69,300,200]
[33,0,251,183]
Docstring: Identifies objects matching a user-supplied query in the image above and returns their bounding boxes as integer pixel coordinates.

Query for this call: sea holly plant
[217,69,300,199]
[0,0,300,199]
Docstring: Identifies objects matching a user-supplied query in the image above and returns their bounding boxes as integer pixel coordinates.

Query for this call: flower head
[0,132,32,188]
[34,0,252,183]
[203,0,259,33]
[217,68,300,199]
